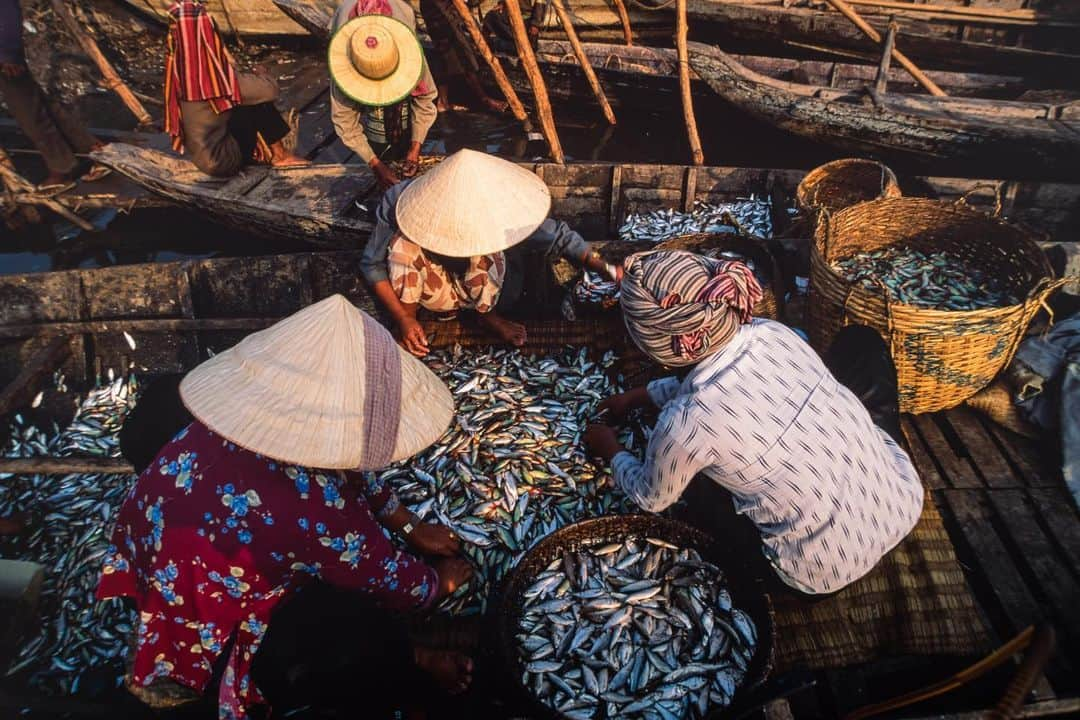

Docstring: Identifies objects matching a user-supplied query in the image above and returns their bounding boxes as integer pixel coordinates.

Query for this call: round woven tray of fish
[495,514,774,720]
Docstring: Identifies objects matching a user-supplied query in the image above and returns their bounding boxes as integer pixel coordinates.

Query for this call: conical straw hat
[179,295,452,470]
[329,14,425,107]
[396,148,552,257]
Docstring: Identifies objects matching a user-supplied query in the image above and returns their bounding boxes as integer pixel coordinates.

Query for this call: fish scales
[376,346,646,615]
[834,247,1019,311]
[1,375,140,695]
[516,537,757,719]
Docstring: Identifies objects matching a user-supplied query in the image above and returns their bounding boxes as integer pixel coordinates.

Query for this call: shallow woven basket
[655,231,783,321]
[808,197,1064,415]
[797,158,901,221]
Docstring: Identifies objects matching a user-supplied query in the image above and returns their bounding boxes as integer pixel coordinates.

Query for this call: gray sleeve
[331,86,377,164]
[530,218,590,265]
[611,401,704,513]
[409,59,439,145]
[361,181,411,285]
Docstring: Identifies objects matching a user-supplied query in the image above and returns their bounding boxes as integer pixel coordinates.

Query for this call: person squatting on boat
[330,0,438,188]
[97,296,476,719]
[163,0,307,178]
[361,148,622,355]
[0,0,109,188]
[417,0,509,113]
[584,250,925,596]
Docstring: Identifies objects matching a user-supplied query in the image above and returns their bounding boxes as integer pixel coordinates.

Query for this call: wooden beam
[49,0,153,126]
[0,317,281,341]
[874,20,897,96]
[0,457,134,475]
[675,0,703,165]
[551,0,616,125]
[448,0,531,130]
[0,337,71,417]
[504,0,564,162]
[820,0,946,97]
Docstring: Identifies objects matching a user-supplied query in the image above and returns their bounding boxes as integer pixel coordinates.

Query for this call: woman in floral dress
[98,295,474,719]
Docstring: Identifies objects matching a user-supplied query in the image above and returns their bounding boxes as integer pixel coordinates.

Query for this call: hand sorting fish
[516,537,756,719]
[834,246,1020,310]
[378,345,646,615]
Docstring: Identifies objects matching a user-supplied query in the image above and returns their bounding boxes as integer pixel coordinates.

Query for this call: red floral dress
[97,421,437,719]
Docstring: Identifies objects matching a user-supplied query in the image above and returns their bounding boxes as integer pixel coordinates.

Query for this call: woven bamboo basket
[808,197,1065,414]
[655,231,783,321]
[796,159,901,221]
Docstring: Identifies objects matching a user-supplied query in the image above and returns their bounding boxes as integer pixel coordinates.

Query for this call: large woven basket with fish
[795,159,901,223]
[495,514,774,720]
[654,232,782,321]
[808,197,1067,414]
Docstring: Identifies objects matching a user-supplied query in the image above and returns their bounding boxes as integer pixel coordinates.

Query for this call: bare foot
[436,96,452,113]
[481,96,510,114]
[414,648,473,695]
[479,312,526,347]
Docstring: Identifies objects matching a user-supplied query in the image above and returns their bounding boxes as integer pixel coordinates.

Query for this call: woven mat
[417,317,991,669]
[771,486,991,671]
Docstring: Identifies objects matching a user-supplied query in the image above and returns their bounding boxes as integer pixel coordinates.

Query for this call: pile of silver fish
[834,247,1020,311]
[517,537,757,720]
[0,376,139,694]
[617,199,773,244]
[379,346,643,615]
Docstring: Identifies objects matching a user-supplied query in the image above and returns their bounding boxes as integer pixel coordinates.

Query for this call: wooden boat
[684,1,1080,78]
[120,0,337,36]
[522,40,1033,112]
[91,143,1080,251]
[688,43,1080,180]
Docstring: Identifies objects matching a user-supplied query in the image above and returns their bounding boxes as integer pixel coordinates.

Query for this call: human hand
[1,63,26,78]
[371,159,401,189]
[397,316,429,357]
[400,142,422,177]
[432,556,473,601]
[584,423,620,464]
[596,392,633,424]
[407,521,462,557]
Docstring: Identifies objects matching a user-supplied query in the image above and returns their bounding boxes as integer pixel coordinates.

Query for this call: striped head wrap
[620,249,762,367]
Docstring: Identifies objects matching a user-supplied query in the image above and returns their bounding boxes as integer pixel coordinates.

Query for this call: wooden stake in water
[675,0,703,165]
[551,0,616,125]
[504,0,565,163]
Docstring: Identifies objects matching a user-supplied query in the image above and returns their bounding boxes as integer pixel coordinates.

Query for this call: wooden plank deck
[902,408,1080,694]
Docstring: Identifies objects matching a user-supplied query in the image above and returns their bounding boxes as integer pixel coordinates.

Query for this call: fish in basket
[496,515,774,720]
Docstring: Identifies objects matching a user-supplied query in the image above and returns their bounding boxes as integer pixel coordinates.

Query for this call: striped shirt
[612,319,924,594]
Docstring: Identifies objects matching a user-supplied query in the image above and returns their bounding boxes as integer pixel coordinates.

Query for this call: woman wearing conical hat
[584,250,924,597]
[362,148,622,355]
[330,0,439,189]
[97,296,474,719]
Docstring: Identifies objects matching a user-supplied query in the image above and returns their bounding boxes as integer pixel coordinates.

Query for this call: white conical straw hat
[329,15,425,107]
[179,295,452,470]
[396,148,552,257]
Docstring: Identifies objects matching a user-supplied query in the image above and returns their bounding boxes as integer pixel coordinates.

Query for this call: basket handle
[954,182,1005,218]
[840,276,897,349]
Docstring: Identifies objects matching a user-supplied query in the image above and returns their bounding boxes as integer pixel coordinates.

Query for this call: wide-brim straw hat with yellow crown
[329,14,424,107]
[179,295,453,470]
[396,148,552,257]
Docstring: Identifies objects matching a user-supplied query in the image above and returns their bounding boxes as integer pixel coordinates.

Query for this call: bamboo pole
[504,0,565,163]
[675,0,703,165]
[610,0,634,45]
[49,0,154,126]
[550,0,616,125]
[821,0,946,97]
[0,151,95,231]
[874,21,897,95]
[448,0,531,128]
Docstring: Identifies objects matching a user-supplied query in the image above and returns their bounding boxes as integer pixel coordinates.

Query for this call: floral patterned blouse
[97,421,437,719]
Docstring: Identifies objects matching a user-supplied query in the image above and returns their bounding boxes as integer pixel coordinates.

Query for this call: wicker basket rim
[796,159,900,210]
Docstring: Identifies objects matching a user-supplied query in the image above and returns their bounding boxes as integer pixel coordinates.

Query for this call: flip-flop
[80,164,112,183]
